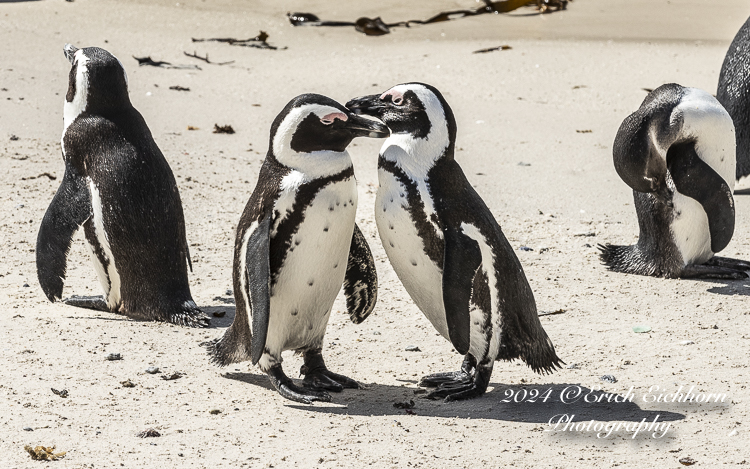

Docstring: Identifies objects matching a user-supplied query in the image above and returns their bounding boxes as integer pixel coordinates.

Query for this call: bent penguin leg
[419,354,476,388]
[301,348,359,392]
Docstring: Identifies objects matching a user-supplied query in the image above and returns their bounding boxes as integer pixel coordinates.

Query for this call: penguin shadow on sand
[222,373,685,427]
[200,294,236,328]
[704,276,750,297]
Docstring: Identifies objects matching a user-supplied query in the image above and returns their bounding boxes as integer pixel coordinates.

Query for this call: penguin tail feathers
[168,300,210,328]
[203,328,252,367]
[523,337,565,375]
[598,243,660,276]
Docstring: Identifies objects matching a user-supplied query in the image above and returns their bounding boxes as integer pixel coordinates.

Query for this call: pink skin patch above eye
[320,112,348,125]
[380,89,404,104]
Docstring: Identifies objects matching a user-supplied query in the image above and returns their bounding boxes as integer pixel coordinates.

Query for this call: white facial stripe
[272,103,353,178]
[380,84,450,180]
[63,50,89,134]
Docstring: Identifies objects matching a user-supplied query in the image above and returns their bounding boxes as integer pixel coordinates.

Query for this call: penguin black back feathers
[36,44,208,327]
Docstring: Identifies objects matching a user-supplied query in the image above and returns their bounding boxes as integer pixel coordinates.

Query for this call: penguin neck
[270,149,353,181]
[380,130,453,182]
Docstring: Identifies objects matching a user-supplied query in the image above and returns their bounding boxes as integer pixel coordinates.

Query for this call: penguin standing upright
[36,44,208,327]
[346,83,562,401]
[599,84,750,278]
[207,94,387,404]
[718,16,750,182]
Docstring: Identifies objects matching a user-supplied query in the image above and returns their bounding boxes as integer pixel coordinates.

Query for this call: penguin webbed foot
[704,256,750,271]
[681,263,748,280]
[300,349,359,392]
[62,295,109,311]
[424,364,492,402]
[169,301,211,328]
[419,354,476,388]
[267,364,332,404]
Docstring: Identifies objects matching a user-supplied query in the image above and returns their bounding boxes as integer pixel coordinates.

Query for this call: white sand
[2,0,750,467]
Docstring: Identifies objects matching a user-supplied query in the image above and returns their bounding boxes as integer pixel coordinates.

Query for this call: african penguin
[206,94,387,404]
[599,83,750,278]
[718,16,750,182]
[36,44,208,327]
[346,83,563,401]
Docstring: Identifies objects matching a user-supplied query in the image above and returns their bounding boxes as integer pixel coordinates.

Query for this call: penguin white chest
[670,193,712,265]
[266,178,357,353]
[375,168,450,340]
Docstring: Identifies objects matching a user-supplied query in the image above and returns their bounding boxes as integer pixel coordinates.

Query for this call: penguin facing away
[346,83,563,401]
[206,94,387,404]
[718,16,750,182]
[36,44,209,327]
[599,83,750,279]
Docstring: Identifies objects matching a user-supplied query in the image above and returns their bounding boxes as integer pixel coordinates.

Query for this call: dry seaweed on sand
[136,428,161,438]
[213,124,235,134]
[50,388,68,398]
[183,51,234,66]
[132,56,201,70]
[24,445,67,461]
[191,31,284,50]
[473,45,512,54]
[288,0,571,36]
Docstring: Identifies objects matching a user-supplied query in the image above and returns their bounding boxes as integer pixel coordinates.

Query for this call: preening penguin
[206,94,387,404]
[346,83,562,401]
[718,16,750,182]
[36,44,208,327]
[600,84,750,279]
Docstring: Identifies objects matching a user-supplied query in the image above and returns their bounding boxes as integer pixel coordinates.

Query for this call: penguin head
[269,93,388,171]
[63,44,130,127]
[346,83,457,160]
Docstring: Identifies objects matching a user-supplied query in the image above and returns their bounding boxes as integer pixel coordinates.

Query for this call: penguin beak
[64,44,79,64]
[346,94,388,120]
[341,112,389,138]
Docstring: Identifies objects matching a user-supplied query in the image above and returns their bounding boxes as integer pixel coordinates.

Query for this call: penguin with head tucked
[206,93,387,404]
[36,44,208,327]
[346,83,562,401]
[600,83,750,278]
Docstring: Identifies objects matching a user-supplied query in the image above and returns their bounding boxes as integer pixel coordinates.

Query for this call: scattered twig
[21,172,57,181]
[51,388,68,398]
[169,85,191,92]
[183,51,234,66]
[133,56,201,70]
[473,45,512,54]
[539,309,566,316]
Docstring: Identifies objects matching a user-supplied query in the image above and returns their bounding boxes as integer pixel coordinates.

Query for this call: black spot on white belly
[308,279,314,286]
[291,310,298,316]
[389,241,395,248]
[295,239,301,246]
[329,205,334,211]
[410,259,417,266]
[323,226,329,232]
[333,263,338,269]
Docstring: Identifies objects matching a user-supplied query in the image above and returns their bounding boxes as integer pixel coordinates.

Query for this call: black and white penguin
[599,83,750,278]
[36,44,208,327]
[206,94,387,404]
[718,16,750,182]
[346,83,562,401]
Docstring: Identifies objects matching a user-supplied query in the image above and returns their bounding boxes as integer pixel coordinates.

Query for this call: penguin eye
[392,96,404,106]
[320,118,334,125]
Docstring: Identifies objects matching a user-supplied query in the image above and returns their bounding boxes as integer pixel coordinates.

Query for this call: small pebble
[225,289,232,296]
[600,374,617,384]
[23,427,33,431]
[680,340,695,345]
[145,366,160,374]
[728,429,738,437]
[519,246,533,252]
[373,331,381,335]
[405,345,421,352]
[106,353,122,361]
[178,453,184,457]
[567,363,580,369]
[23,283,30,287]
[209,409,222,415]
[212,311,226,318]
[120,379,135,388]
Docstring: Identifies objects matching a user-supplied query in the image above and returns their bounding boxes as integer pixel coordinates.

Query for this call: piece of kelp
[192,31,285,50]
[133,56,201,70]
[288,0,569,36]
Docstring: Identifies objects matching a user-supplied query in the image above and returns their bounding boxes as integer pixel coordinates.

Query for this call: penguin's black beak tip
[64,44,79,64]
[344,113,390,139]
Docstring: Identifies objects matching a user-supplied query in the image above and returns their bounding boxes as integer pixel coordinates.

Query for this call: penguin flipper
[442,227,482,356]
[668,141,735,253]
[343,224,378,324]
[247,213,272,366]
[36,163,91,302]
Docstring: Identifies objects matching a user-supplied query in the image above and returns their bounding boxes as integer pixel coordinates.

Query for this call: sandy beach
[2,0,750,467]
